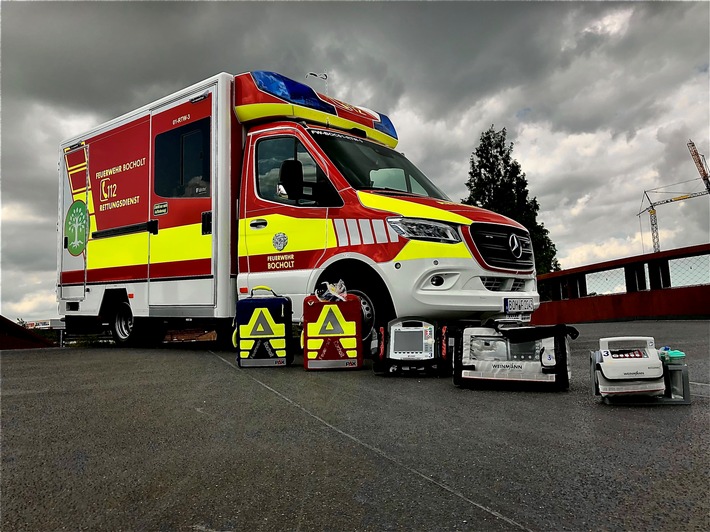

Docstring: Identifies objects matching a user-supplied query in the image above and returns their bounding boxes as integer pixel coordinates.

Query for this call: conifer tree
[463,125,560,274]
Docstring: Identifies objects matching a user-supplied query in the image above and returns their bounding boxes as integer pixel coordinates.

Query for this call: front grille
[511,278,526,291]
[481,277,529,292]
[468,223,534,271]
[482,277,504,291]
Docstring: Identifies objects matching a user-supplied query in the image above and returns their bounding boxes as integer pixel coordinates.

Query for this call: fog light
[430,275,444,287]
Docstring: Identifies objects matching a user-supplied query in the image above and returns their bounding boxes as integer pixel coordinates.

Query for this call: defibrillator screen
[393,330,424,353]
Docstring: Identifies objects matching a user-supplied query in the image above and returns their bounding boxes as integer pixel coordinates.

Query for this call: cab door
[148,88,216,308]
[241,128,343,308]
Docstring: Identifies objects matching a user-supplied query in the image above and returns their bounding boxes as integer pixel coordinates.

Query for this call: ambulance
[58,71,539,346]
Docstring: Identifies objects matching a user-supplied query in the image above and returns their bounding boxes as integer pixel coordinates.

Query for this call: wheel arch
[316,257,397,331]
[98,288,130,320]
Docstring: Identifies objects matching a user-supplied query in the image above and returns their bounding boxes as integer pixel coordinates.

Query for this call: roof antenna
[305,71,328,96]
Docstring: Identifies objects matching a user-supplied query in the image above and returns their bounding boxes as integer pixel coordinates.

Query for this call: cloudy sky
[1,1,709,321]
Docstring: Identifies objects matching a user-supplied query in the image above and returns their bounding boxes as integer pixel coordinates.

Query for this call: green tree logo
[65,200,88,256]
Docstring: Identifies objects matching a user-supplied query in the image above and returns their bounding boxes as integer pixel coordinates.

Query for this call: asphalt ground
[1,320,708,531]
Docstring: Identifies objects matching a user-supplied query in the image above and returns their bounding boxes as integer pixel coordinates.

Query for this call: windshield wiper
[359,186,420,196]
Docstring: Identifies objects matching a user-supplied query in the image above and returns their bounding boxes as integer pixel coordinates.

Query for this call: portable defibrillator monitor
[374,318,441,375]
[390,321,435,361]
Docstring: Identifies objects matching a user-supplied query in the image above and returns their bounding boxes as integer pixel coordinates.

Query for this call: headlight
[387,217,461,243]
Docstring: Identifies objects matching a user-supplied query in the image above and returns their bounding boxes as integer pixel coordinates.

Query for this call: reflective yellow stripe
[270,338,286,349]
[236,103,398,148]
[68,164,87,174]
[340,337,358,349]
[237,219,249,258]
[393,240,472,262]
[307,339,324,350]
[150,223,211,264]
[242,214,334,255]
[357,191,472,225]
[86,223,211,270]
[87,233,148,269]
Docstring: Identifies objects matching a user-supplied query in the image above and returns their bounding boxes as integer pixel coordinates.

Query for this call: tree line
[463,125,560,274]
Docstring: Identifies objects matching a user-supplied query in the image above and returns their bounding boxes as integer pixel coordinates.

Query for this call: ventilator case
[302,294,363,369]
[590,336,690,404]
[234,286,293,367]
[452,323,578,391]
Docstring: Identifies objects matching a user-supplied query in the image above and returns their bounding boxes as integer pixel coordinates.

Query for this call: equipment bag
[302,293,362,370]
[234,286,293,367]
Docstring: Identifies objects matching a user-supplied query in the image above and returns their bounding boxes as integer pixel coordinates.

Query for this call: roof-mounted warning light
[246,70,398,143]
[251,71,337,116]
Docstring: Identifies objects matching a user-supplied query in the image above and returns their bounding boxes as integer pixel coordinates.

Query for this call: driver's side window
[256,136,342,207]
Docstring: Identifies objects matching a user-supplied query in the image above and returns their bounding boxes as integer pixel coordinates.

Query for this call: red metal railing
[532,243,710,324]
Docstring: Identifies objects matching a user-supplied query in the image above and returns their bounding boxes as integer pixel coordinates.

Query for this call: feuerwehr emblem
[273,232,288,251]
[508,233,522,259]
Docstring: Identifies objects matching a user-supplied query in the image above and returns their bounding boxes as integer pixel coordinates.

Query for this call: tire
[346,279,395,349]
[110,303,165,347]
[111,302,138,346]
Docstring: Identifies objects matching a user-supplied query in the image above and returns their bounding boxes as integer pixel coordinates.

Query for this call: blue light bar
[251,71,336,115]
[374,114,398,141]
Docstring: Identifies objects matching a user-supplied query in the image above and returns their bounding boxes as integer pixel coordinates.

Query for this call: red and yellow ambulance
[58,71,538,345]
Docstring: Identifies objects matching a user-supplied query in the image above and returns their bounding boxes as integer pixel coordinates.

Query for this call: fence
[533,243,710,324]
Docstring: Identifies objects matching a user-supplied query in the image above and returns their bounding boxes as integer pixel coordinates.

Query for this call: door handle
[201,211,212,235]
[250,219,268,229]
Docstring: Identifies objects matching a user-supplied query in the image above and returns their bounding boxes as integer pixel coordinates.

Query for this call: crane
[639,140,710,253]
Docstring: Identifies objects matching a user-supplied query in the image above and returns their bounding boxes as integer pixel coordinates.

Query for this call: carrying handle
[250,285,278,297]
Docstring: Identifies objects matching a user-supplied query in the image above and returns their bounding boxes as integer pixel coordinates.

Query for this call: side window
[155,117,211,198]
[256,136,342,207]
[410,176,428,195]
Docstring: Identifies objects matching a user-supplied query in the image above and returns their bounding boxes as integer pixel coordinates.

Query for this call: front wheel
[347,282,395,353]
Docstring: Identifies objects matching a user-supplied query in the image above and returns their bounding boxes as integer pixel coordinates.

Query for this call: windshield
[309,129,451,201]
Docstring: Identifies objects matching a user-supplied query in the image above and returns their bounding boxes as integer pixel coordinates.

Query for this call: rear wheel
[110,303,164,347]
[111,302,137,346]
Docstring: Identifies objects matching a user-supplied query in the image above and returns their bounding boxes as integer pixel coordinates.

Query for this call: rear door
[149,87,216,307]
[59,144,90,300]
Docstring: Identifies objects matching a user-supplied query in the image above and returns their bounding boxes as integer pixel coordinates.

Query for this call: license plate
[504,298,534,313]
